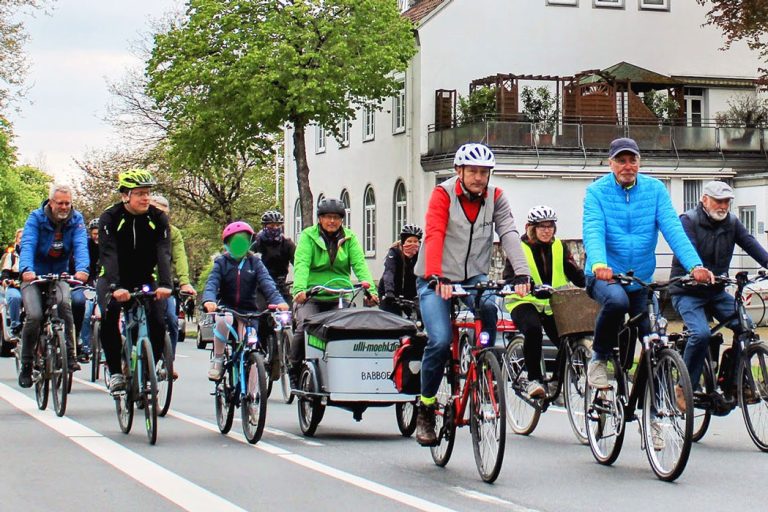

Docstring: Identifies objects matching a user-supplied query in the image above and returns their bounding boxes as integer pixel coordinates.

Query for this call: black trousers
[290,299,338,367]
[509,303,560,382]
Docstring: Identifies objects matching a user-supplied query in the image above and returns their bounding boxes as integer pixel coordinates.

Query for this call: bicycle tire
[692,355,714,442]
[116,363,134,434]
[140,338,158,445]
[297,362,324,437]
[585,357,625,466]
[34,339,49,411]
[90,320,101,382]
[242,352,268,444]
[395,401,418,437]
[51,329,69,417]
[215,355,235,434]
[564,339,591,445]
[157,334,174,417]
[739,343,768,451]
[430,371,456,467]
[279,332,294,404]
[470,350,507,483]
[503,335,540,435]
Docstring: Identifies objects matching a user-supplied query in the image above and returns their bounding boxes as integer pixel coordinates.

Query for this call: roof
[403,0,447,23]
[671,75,757,89]
[580,61,682,86]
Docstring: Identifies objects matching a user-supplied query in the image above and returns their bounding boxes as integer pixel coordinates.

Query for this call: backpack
[391,333,427,394]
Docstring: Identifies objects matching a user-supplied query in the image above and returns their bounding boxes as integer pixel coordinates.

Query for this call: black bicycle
[584,273,694,482]
[671,271,768,451]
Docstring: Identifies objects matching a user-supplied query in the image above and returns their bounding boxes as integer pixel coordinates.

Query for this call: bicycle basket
[550,288,599,336]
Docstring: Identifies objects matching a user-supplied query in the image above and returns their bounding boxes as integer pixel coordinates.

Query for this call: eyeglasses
[51,201,71,207]
[320,214,343,221]
[611,156,639,166]
[535,223,555,230]
[129,190,151,198]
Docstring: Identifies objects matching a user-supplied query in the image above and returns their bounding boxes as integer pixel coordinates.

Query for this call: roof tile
[403,0,447,23]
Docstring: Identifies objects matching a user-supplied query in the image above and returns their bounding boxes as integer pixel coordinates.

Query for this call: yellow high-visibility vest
[505,238,567,315]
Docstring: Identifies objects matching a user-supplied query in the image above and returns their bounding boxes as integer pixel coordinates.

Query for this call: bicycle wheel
[585,358,625,465]
[279,332,294,404]
[297,362,325,436]
[564,338,591,445]
[642,348,693,481]
[430,370,456,467]
[242,352,268,444]
[470,350,506,483]
[34,340,49,411]
[140,338,158,445]
[214,358,235,434]
[739,343,768,451]
[90,320,101,382]
[51,329,69,417]
[395,401,417,437]
[264,333,280,399]
[503,335,540,435]
[116,344,134,434]
[156,334,174,417]
[692,355,714,442]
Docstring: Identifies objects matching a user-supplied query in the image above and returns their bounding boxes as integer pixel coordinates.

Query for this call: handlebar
[211,305,292,327]
[30,274,83,287]
[306,282,372,299]
[611,273,696,290]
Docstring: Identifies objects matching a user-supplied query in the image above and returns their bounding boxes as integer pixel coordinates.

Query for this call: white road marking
[0,383,247,512]
[452,487,541,511]
[175,354,191,359]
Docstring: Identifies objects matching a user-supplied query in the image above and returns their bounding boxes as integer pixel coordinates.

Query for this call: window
[393,180,407,240]
[639,0,669,11]
[683,180,702,211]
[393,80,406,134]
[594,0,623,7]
[546,0,578,5]
[339,119,350,148]
[315,125,326,154]
[363,186,376,256]
[293,199,303,239]
[684,87,704,128]
[340,189,351,228]
[740,207,756,236]
[363,106,375,142]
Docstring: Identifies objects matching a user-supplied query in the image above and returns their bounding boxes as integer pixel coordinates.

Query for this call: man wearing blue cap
[582,138,713,401]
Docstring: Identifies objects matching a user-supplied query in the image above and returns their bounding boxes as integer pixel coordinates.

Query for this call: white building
[284,0,768,279]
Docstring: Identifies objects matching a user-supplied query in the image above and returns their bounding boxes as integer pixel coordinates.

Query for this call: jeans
[71,287,86,339]
[509,303,560,382]
[419,274,498,399]
[80,298,95,351]
[4,286,21,329]
[21,281,76,364]
[671,291,742,387]
[586,276,649,361]
[165,296,179,354]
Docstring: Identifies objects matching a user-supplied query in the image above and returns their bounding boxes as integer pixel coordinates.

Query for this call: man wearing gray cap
[670,180,768,402]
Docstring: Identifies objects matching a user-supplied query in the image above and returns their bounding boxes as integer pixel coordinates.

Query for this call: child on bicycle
[202,221,289,380]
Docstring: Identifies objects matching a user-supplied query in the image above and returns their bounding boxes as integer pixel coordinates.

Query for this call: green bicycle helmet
[118,168,157,191]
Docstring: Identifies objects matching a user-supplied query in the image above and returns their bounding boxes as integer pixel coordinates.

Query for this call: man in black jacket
[670,181,768,401]
[97,169,173,393]
[253,211,295,304]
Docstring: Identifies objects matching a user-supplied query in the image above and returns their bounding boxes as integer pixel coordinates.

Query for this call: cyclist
[583,138,712,403]
[289,198,379,387]
[150,195,197,368]
[252,210,295,304]
[202,221,289,380]
[414,142,531,446]
[503,205,585,398]
[379,224,422,318]
[97,169,173,393]
[669,181,768,402]
[1,228,23,336]
[17,184,89,388]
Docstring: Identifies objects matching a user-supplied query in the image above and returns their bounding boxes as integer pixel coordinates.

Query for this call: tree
[146,0,416,228]
[697,0,768,84]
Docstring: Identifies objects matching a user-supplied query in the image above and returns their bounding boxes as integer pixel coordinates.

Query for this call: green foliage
[715,94,768,127]
[457,87,497,126]
[642,90,681,124]
[520,86,558,134]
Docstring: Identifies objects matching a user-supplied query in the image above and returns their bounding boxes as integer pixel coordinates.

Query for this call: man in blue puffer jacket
[18,184,89,387]
[583,138,712,395]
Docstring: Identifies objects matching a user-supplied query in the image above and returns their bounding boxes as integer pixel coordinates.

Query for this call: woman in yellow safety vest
[503,205,585,399]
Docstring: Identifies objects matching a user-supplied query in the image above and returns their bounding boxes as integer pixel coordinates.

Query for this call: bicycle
[584,273,694,481]
[503,287,595,444]
[111,285,161,445]
[155,287,194,417]
[671,271,768,451]
[428,280,511,483]
[211,306,278,444]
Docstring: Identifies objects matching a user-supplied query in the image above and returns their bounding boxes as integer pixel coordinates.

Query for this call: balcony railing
[426,120,768,156]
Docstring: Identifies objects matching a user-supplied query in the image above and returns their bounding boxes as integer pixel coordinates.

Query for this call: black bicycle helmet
[400,224,423,240]
[317,198,345,217]
[261,210,284,224]
[88,219,99,230]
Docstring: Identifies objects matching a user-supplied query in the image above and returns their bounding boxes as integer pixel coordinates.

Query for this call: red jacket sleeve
[422,187,450,277]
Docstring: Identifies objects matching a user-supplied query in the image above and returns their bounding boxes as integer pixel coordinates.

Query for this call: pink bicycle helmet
[221,221,255,241]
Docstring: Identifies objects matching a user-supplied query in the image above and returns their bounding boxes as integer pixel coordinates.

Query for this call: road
[0,339,765,512]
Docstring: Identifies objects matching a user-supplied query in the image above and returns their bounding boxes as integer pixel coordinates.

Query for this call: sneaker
[415,402,438,446]
[526,380,546,399]
[18,362,33,388]
[67,356,81,372]
[651,420,665,451]
[208,356,224,381]
[109,373,127,393]
[674,384,687,413]
[587,360,611,390]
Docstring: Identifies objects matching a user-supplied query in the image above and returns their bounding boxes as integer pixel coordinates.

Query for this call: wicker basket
[550,288,599,337]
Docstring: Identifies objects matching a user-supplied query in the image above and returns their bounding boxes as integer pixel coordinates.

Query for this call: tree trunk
[292,123,314,230]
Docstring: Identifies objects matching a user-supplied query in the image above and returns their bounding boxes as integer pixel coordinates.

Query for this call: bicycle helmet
[453,143,495,168]
[221,221,255,241]
[317,198,345,217]
[118,168,157,191]
[88,219,99,230]
[400,224,423,240]
[527,205,558,224]
[261,210,284,224]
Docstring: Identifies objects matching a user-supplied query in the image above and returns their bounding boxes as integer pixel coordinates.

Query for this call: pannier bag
[391,333,427,394]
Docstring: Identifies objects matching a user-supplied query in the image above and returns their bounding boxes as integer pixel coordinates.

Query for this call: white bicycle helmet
[453,143,495,168]
[527,205,557,224]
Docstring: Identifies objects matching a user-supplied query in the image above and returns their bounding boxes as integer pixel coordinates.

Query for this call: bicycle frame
[121,296,152,388]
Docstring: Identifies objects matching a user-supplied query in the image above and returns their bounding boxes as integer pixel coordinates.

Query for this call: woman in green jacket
[288,198,379,386]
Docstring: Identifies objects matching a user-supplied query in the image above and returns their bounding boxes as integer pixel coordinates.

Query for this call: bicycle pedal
[110,390,127,398]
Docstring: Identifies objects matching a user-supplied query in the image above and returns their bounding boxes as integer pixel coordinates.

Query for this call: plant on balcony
[642,90,681,125]
[520,86,558,137]
[457,86,497,126]
[715,94,768,128]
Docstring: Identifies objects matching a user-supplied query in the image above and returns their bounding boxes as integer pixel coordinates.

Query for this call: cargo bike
[294,284,421,437]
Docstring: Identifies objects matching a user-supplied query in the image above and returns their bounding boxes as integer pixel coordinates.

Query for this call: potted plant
[715,94,768,147]
[457,87,497,126]
[642,90,682,125]
[520,86,558,146]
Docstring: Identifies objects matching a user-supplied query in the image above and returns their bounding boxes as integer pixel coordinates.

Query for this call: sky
[10,0,181,183]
